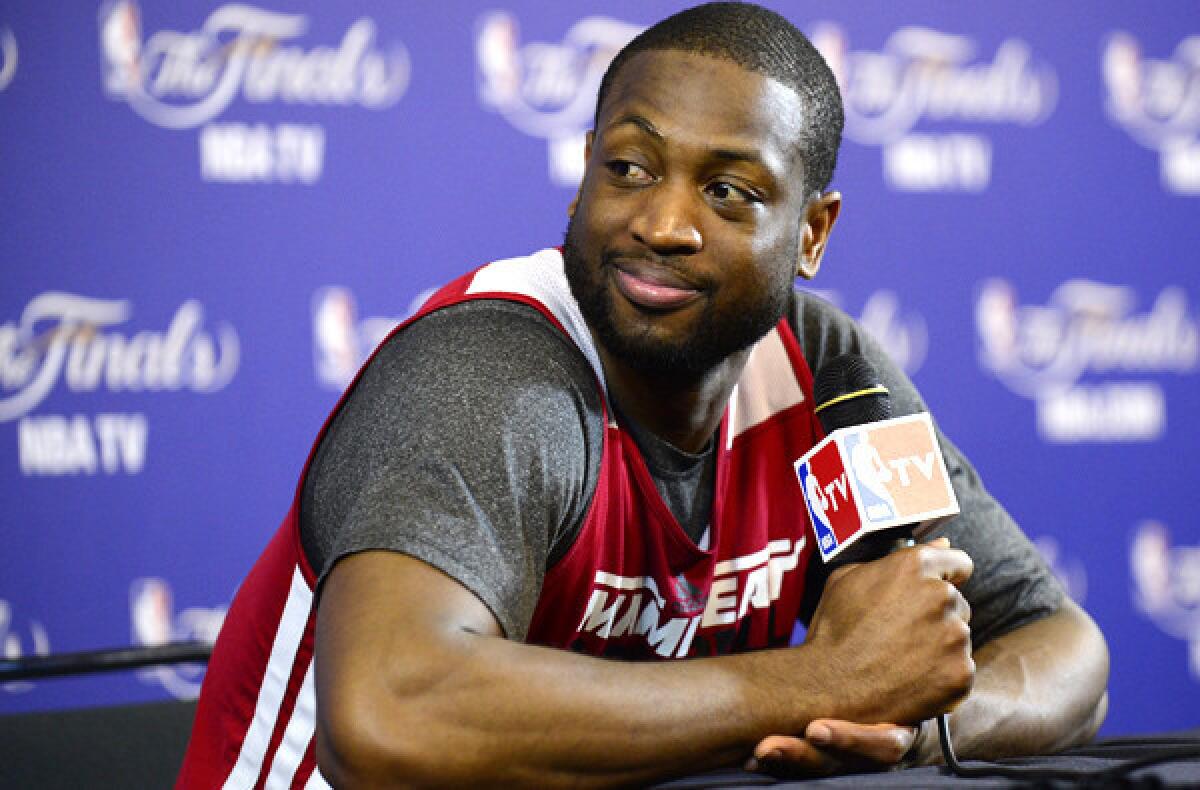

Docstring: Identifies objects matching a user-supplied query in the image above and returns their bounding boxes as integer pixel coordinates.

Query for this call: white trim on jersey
[222,566,314,790]
[467,248,608,394]
[264,660,319,789]
[728,328,805,447]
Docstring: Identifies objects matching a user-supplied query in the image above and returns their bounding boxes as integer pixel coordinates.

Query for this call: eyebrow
[607,113,664,142]
[606,113,771,170]
[710,147,769,169]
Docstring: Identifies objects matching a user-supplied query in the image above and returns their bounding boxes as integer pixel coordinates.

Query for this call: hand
[802,537,975,725]
[746,719,919,776]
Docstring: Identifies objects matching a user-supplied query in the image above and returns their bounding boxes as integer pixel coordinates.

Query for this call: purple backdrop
[2,1,1198,735]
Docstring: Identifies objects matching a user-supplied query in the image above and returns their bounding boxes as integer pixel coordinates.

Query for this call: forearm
[314,553,842,789]
[316,548,976,787]
[920,599,1109,763]
[340,635,817,788]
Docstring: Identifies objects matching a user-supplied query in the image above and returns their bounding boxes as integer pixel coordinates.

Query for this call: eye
[705,179,761,206]
[606,160,655,183]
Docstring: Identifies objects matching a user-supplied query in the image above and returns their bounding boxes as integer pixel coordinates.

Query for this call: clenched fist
[803,537,975,727]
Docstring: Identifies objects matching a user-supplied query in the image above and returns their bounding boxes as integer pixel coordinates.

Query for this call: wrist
[732,645,836,736]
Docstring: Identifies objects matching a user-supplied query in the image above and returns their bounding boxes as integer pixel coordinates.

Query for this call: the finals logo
[1131,521,1200,678]
[98,1,410,183]
[0,25,16,92]
[811,24,1057,193]
[976,278,1199,443]
[1,293,240,476]
[1103,32,1200,195]
[475,11,641,187]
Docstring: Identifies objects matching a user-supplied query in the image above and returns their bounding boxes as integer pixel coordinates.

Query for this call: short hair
[594,2,844,196]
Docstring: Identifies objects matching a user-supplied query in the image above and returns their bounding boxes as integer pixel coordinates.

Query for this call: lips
[610,259,702,311]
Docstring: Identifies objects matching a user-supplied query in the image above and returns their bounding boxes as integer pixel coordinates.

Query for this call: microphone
[813,353,892,431]
[801,355,964,768]
[794,354,960,565]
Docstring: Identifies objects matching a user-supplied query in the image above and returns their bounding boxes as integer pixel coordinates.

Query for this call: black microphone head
[813,354,892,433]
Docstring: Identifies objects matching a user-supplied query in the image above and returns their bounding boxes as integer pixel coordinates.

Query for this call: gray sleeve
[299,299,604,641]
[792,291,1064,647]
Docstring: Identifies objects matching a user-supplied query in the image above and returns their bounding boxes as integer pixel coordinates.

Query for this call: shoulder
[302,296,607,631]
[790,289,891,379]
[356,299,601,410]
[379,298,588,372]
[790,288,931,431]
[316,296,607,492]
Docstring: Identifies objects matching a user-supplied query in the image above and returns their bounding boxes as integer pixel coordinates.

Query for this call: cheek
[740,230,800,286]
[762,226,802,279]
[574,190,620,241]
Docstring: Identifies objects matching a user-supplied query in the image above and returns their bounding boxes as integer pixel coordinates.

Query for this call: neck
[595,344,749,454]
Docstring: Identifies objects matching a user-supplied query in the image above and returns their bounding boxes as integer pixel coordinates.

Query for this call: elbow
[315,693,447,789]
[1063,601,1111,748]
[1081,690,1109,743]
[1081,608,1110,733]
[1076,636,1110,746]
[1041,687,1107,756]
[314,713,392,789]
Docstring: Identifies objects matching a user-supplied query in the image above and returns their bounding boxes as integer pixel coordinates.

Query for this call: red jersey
[178,248,823,788]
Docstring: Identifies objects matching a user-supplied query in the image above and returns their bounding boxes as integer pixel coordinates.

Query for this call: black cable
[938,712,1200,784]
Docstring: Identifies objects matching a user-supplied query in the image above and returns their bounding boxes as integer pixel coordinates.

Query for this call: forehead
[597,49,808,170]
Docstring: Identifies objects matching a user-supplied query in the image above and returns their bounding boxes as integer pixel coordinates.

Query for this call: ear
[568,131,595,218]
[796,191,842,280]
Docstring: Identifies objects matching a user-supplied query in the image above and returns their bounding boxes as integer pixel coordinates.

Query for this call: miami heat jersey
[178,248,823,788]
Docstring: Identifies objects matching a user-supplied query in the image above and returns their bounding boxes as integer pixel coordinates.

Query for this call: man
[179,4,1108,787]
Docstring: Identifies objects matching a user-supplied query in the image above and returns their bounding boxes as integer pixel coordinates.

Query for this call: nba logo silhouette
[796,458,835,554]
[795,413,959,563]
[795,440,863,556]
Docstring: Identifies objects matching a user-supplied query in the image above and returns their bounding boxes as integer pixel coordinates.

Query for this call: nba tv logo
[794,413,959,563]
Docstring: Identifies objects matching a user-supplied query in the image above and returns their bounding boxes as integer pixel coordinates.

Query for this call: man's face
[564,49,813,377]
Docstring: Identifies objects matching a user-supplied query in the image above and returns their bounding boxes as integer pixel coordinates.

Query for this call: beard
[562,217,792,378]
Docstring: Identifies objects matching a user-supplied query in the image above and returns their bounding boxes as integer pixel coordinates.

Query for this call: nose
[629,180,703,254]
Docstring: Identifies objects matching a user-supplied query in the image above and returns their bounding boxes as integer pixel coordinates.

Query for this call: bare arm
[751,597,1109,773]
[916,597,1109,763]
[313,544,975,788]
[774,295,1109,772]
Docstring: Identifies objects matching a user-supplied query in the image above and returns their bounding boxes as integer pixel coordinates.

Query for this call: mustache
[601,249,708,291]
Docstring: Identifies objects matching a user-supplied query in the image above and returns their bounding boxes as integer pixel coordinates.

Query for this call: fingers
[805,720,917,764]
[917,541,973,587]
[919,539,972,623]
[747,721,918,776]
[950,584,971,624]
[803,538,976,725]
[747,735,827,774]
[830,539,972,589]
